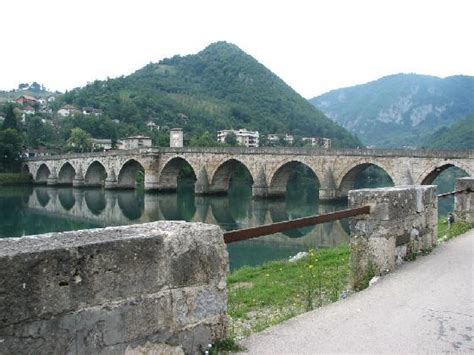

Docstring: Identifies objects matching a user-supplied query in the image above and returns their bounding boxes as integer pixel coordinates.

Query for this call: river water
[0,176,456,270]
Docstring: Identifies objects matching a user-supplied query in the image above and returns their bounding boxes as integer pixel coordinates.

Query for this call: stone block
[455,177,474,223]
[0,221,228,354]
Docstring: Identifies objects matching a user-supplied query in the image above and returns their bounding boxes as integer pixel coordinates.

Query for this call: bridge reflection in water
[21,185,350,269]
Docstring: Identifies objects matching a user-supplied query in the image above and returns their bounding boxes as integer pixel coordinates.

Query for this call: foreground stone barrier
[0,221,228,354]
[454,177,474,223]
[349,185,437,289]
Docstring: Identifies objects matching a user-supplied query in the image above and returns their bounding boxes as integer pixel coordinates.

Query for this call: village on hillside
[0,90,332,157]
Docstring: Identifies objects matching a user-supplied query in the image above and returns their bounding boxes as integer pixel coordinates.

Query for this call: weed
[206,338,244,354]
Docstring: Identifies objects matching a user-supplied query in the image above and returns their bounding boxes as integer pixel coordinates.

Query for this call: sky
[1,0,473,98]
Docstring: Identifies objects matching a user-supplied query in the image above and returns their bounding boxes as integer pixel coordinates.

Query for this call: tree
[0,128,23,172]
[2,104,18,131]
[66,128,93,153]
[189,131,220,147]
[224,131,238,146]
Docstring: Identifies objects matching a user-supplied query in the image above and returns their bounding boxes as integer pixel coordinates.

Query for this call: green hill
[310,74,474,147]
[60,42,360,147]
[423,114,474,149]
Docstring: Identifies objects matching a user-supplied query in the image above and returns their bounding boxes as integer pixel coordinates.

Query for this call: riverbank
[227,244,350,340]
[0,173,32,185]
[226,215,473,342]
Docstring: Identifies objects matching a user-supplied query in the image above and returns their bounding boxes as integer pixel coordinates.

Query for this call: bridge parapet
[24,147,474,161]
[0,221,228,354]
[349,185,437,289]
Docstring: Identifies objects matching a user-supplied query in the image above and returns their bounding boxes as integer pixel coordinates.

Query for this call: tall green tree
[0,128,23,172]
[224,131,238,146]
[2,104,18,131]
[66,128,93,153]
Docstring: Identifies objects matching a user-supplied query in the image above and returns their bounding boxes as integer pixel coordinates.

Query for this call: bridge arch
[337,162,394,197]
[268,160,320,197]
[35,164,51,184]
[84,161,107,187]
[209,158,254,194]
[57,162,76,186]
[117,159,145,189]
[158,156,197,191]
[417,161,471,185]
[58,188,75,211]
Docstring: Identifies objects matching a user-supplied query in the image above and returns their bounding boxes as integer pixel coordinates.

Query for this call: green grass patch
[438,216,473,243]
[0,173,32,185]
[227,245,350,339]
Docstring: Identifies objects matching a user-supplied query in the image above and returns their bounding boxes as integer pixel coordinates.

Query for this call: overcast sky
[1,0,473,98]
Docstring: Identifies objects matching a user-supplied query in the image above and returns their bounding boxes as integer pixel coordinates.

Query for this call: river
[0,173,457,270]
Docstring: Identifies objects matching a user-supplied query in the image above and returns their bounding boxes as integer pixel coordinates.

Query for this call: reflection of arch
[58,162,76,186]
[35,187,50,207]
[85,161,107,187]
[209,197,238,230]
[338,163,394,197]
[84,190,106,215]
[420,163,469,185]
[268,198,315,238]
[269,161,319,197]
[210,159,254,194]
[117,191,144,220]
[117,159,145,189]
[35,164,51,184]
[158,157,196,191]
[58,188,75,211]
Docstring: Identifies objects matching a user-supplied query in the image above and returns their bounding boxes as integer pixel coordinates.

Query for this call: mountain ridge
[60,41,361,147]
[310,73,474,147]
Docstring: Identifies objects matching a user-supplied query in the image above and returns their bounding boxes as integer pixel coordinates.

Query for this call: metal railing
[223,206,371,244]
[437,188,471,199]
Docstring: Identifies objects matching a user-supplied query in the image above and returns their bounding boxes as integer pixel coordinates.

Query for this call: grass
[0,173,32,185]
[438,216,473,243]
[226,245,350,339]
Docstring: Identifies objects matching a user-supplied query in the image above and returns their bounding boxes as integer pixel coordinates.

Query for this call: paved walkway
[240,230,474,354]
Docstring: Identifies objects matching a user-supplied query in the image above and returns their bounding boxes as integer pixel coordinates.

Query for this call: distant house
[267,133,294,145]
[15,95,39,106]
[302,137,332,149]
[82,107,103,116]
[146,121,159,131]
[47,96,56,103]
[118,135,152,150]
[217,129,259,147]
[22,106,35,115]
[92,138,113,151]
[57,104,80,117]
[0,112,5,124]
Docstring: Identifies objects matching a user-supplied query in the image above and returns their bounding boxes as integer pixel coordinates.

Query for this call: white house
[57,105,80,117]
[118,135,152,150]
[217,129,259,147]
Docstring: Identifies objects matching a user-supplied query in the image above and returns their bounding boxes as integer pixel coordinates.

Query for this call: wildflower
[308,265,314,269]
[265,273,270,277]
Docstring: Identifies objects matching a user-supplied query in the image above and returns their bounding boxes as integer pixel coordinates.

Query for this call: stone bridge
[23,147,474,200]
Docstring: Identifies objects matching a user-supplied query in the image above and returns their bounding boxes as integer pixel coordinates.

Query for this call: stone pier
[348,185,438,289]
[0,221,228,354]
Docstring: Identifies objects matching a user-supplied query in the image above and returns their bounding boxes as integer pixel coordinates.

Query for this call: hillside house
[22,106,35,115]
[119,135,152,150]
[58,105,80,117]
[92,138,113,151]
[302,137,332,149]
[217,129,259,147]
[82,107,103,116]
[15,95,39,106]
[267,134,294,145]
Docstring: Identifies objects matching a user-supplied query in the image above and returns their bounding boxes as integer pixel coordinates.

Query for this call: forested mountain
[59,42,360,147]
[424,114,474,150]
[310,74,474,147]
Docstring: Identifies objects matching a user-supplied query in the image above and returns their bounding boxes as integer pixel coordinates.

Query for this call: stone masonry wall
[349,185,437,289]
[0,221,228,354]
[454,177,474,223]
